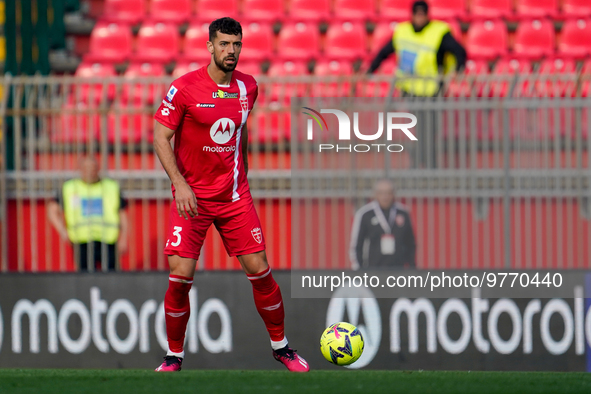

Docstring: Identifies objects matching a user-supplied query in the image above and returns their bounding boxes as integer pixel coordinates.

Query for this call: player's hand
[174,181,198,220]
[117,238,129,255]
[59,229,69,242]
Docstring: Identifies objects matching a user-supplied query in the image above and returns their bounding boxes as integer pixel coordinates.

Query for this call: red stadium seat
[378,0,413,22]
[562,0,591,18]
[465,20,508,60]
[558,19,591,59]
[535,58,577,97]
[241,0,285,22]
[526,58,578,139]
[149,0,191,23]
[84,22,133,63]
[103,0,146,24]
[370,22,397,55]
[194,0,239,21]
[239,23,274,62]
[181,22,212,62]
[132,22,180,63]
[122,63,166,105]
[429,0,467,20]
[107,104,154,144]
[267,60,309,77]
[56,96,100,143]
[312,60,354,97]
[443,60,489,139]
[324,22,367,61]
[172,61,202,78]
[276,23,320,61]
[248,105,291,144]
[288,0,331,22]
[446,59,489,97]
[493,58,532,74]
[513,19,555,59]
[236,62,263,77]
[359,59,397,97]
[469,0,512,19]
[488,58,532,97]
[333,0,377,21]
[515,0,558,18]
[267,60,310,101]
[74,62,117,103]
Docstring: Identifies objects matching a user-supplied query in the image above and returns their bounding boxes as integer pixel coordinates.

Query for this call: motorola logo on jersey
[210,118,236,144]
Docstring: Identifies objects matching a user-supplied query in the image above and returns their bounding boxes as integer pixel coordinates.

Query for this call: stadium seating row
[59,56,590,145]
[99,0,591,24]
[84,18,591,65]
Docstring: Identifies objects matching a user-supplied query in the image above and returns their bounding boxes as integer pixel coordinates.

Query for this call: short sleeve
[154,83,187,130]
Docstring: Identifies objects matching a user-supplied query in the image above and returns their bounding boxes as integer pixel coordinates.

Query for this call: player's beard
[214,54,238,73]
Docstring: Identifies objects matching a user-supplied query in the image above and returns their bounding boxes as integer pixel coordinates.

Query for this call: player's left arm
[118,209,129,255]
[242,123,249,176]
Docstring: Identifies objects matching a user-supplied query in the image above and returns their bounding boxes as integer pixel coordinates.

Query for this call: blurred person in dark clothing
[350,179,416,270]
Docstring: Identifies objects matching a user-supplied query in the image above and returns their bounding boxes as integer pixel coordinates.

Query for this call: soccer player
[152,17,309,373]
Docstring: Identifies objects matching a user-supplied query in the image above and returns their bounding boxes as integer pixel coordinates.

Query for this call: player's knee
[168,254,197,277]
[239,251,269,275]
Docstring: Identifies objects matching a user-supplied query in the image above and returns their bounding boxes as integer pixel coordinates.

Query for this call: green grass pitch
[1,369,591,394]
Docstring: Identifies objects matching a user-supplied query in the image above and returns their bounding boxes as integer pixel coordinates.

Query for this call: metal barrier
[1,70,590,271]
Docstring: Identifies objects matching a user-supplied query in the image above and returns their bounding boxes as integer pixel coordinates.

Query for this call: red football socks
[247,267,286,343]
[164,275,193,355]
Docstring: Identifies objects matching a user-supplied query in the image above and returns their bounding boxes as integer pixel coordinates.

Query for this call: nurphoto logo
[302,107,418,153]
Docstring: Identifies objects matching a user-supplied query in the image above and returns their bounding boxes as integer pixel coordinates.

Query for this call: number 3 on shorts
[171,226,183,247]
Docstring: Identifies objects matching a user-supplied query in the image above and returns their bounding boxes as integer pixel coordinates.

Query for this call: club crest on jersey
[240,96,248,112]
[210,117,236,144]
[213,89,238,99]
[166,85,178,102]
[251,227,262,244]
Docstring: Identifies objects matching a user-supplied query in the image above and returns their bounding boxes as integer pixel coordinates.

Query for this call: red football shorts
[164,192,266,260]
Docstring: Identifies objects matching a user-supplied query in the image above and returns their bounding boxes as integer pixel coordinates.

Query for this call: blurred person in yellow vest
[368,0,466,167]
[48,156,129,271]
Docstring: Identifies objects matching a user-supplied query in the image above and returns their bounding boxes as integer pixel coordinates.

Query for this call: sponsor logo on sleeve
[162,100,176,110]
[166,85,178,102]
[161,108,170,116]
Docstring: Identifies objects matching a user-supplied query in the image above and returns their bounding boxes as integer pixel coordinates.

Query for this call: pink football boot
[273,347,310,372]
[154,356,182,372]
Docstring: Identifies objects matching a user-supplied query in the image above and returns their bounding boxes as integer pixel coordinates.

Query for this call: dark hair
[412,0,429,14]
[209,17,242,42]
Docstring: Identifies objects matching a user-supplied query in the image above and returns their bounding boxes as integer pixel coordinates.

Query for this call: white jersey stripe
[233,79,249,202]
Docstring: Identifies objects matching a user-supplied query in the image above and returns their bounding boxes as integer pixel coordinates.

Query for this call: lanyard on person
[372,201,396,255]
[372,201,397,234]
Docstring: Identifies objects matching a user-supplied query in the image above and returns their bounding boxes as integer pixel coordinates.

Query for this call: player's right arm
[154,121,198,220]
[47,198,69,241]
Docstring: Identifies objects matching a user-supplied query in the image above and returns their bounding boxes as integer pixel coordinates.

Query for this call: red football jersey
[154,66,258,202]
